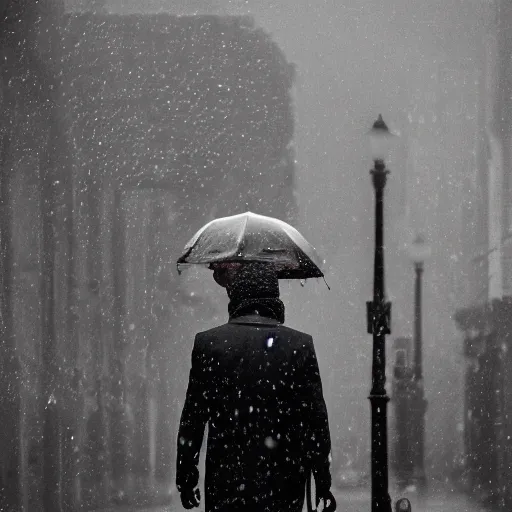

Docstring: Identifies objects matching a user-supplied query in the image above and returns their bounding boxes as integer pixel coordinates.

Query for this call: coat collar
[228,314,281,326]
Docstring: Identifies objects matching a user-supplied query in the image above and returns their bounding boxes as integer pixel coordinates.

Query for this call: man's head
[212,262,242,289]
[212,262,280,299]
[224,262,280,301]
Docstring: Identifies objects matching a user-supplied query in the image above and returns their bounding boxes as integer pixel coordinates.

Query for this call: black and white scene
[0,1,509,511]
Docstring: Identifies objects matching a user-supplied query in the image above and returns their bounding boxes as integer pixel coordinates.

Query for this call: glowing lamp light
[408,233,432,264]
[367,114,397,162]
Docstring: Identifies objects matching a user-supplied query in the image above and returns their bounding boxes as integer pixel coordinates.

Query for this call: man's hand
[316,490,336,512]
[180,487,201,509]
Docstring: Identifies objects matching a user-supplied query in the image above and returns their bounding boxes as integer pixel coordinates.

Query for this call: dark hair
[226,262,280,301]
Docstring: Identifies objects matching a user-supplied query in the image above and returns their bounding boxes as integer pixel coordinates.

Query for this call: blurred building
[454,1,512,509]
[59,11,297,503]
[0,1,71,510]
[0,4,298,510]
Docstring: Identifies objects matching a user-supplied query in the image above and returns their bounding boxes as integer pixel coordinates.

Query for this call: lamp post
[366,114,395,512]
[408,234,431,492]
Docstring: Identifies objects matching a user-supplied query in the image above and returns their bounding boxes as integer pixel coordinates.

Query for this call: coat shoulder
[195,323,313,346]
[279,325,313,342]
[193,324,230,347]
[195,323,231,339]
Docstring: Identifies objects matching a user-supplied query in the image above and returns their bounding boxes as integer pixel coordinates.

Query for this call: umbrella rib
[235,214,249,256]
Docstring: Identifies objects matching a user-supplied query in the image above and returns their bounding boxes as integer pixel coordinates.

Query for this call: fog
[101,0,489,479]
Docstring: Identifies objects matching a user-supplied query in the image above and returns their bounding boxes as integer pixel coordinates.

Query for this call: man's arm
[176,334,209,492]
[301,336,332,495]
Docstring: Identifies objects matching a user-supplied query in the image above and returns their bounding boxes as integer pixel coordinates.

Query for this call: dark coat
[176,314,332,512]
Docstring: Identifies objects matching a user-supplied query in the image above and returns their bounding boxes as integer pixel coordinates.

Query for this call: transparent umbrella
[177,211,324,280]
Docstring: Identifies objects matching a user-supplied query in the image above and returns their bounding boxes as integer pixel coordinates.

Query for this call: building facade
[0,5,298,510]
[454,1,512,509]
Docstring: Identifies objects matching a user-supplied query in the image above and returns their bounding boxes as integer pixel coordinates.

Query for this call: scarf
[225,262,285,324]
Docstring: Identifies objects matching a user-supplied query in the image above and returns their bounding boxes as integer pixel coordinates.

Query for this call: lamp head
[367,114,396,163]
[408,233,432,264]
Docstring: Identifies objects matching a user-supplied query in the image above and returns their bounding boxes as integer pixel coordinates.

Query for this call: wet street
[95,483,494,512]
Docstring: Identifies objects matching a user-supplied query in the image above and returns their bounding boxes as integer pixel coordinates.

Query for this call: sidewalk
[330,480,493,512]
[86,476,175,511]
[90,482,492,512]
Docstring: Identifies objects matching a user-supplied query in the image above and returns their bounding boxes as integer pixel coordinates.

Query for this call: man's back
[177,314,331,512]
[198,317,316,455]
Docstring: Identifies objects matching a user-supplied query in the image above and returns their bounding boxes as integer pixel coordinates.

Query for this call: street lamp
[408,233,431,492]
[366,114,396,512]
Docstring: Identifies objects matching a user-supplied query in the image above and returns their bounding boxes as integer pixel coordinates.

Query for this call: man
[176,262,333,511]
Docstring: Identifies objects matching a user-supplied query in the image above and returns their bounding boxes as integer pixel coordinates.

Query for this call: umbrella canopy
[177,212,324,279]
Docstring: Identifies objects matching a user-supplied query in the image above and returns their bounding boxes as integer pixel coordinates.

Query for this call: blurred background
[0,0,510,510]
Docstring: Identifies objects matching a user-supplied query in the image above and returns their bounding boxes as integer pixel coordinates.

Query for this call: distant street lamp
[408,233,431,492]
[366,114,396,512]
